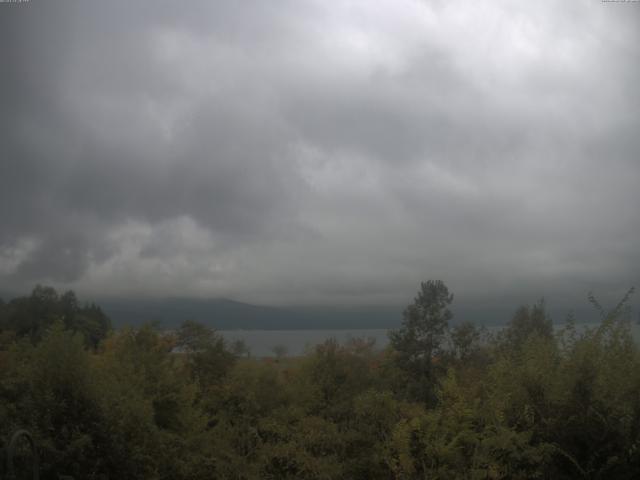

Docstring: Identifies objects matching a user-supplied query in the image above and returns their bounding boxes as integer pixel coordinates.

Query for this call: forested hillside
[1,282,639,479]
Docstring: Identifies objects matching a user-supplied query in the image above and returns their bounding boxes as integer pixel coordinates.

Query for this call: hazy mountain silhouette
[100,298,404,330]
[99,297,594,330]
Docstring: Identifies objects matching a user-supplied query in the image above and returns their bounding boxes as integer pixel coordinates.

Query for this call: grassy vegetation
[1,283,639,479]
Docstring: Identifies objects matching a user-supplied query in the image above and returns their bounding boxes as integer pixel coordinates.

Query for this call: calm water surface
[220,323,640,357]
[219,329,389,357]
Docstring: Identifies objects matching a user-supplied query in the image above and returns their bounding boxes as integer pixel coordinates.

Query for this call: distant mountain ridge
[3,289,607,330]
[92,297,605,330]
[100,297,403,330]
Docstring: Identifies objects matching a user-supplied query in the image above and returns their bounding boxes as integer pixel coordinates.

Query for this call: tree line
[0,282,638,479]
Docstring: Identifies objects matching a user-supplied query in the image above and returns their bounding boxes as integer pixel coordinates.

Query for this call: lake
[220,322,640,357]
[219,329,390,357]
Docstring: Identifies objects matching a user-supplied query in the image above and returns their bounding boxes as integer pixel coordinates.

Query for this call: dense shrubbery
[1,283,639,479]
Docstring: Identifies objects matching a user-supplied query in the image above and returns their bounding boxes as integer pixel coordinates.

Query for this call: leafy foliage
[389,280,454,404]
[1,283,639,479]
[0,285,110,348]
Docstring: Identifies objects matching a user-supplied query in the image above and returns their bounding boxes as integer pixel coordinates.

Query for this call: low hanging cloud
[0,0,638,308]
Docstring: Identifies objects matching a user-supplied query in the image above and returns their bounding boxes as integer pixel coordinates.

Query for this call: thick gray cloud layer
[0,0,638,308]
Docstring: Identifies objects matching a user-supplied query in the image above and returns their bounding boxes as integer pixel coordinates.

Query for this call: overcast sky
[0,0,638,310]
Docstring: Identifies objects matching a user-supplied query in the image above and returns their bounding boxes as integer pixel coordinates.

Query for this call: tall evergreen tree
[389,280,453,404]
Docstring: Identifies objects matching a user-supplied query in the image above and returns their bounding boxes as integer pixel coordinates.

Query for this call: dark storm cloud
[0,0,638,308]
[0,0,304,288]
